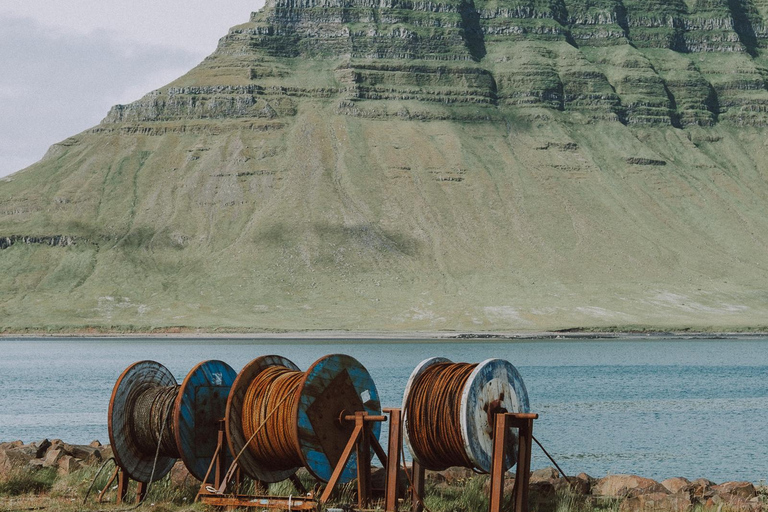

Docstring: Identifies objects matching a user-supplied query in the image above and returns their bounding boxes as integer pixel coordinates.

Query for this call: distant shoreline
[2,329,768,340]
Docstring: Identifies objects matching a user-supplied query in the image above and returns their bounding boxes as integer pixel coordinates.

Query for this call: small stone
[0,441,24,450]
[89,440,102,448]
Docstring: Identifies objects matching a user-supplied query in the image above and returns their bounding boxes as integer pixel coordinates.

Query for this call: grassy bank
[1,466,766,512]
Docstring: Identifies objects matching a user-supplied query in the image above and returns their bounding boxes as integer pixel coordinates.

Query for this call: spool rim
[459,358,530,473]
[293,354,382,484]
[173,360,237,483]
[225,355,301,483]
[108,360,178,483]
[401,357,452,469]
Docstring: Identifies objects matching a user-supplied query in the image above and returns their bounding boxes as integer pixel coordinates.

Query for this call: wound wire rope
[405,362,478,471]
[241,365,305,471]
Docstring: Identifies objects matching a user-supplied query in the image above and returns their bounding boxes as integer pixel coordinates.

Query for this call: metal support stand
[384,408,403,512]
[97,466,146,505]
[410,461,425,512]
[319,411,388,509]
[489,413,539,512]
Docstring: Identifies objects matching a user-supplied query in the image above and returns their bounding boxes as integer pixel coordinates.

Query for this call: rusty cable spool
[226,354,382,484]
[402,357,529,473]
[108,360,237,483]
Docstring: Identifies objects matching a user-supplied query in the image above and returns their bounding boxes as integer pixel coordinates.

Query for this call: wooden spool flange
[108,360,237,483]
[402,357,530,473]
[226,354,382,484]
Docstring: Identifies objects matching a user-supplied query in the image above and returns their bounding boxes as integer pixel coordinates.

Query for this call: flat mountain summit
[2,0,768,332]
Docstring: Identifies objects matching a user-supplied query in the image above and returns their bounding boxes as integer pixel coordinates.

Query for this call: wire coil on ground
[405,362,477,470]
[241,365,304,471]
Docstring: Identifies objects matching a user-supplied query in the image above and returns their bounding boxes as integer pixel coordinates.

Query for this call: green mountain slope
[2,0,768,332]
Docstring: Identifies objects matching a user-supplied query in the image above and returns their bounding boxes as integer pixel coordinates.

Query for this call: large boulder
[555,473,592,495]
[531,467,560,483]
[0,446,35,480]
[662,477,691,494]
[713,482,757,501]
[42,448,64,468]
[593,475,668,498]
[33,439,52,459]
[529,480,558,512]
[619,492,693,512]
[57,455,82,475]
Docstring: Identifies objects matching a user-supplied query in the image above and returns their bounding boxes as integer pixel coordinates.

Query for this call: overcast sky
[0,1,264,178]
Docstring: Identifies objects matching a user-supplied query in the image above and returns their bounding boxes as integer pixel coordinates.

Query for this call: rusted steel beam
[510,414,537,512]
[344,414,388,422]
[199,494,317,510]
[411,460,425,512]
[117,469,129,505]
[357,411,373,509]
[320,419,364,503]
[489,413,539,512]
[384,408,403,512]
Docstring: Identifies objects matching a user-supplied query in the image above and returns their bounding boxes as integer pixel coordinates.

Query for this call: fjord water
[0,338,766,483]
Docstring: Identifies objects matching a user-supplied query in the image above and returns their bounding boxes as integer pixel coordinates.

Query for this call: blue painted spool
[402,358,530,473]
[174,360,237,483]
[226,354,382,485]
[295,354,382,484]
[109,360,237,484]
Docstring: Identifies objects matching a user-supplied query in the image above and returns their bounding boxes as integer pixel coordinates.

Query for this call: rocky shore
[2,440,766,511]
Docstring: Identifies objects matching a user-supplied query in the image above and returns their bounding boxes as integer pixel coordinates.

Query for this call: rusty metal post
[215,420,226,489]
[357,411,373,509]
[117,469,130,505]
[384,408,403,512]
[411,460,425,512]
[136,481,148,504]
[509,415,536,512]
[489,413,510,512]
[489,413,538,512]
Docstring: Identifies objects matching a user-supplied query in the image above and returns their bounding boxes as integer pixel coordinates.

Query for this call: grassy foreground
[1,465,766,512]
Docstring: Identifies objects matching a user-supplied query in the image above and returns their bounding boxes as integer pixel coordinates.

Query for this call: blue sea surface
[0,337,765,483]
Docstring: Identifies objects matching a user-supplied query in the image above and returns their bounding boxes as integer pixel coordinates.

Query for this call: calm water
[0,338,766,483]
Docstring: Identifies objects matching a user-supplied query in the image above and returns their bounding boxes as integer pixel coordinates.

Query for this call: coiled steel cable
[405,362,478,471]
[241,365,305,470]
[131,385,180,458]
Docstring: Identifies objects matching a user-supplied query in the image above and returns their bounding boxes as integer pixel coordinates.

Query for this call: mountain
[2,0,768,332]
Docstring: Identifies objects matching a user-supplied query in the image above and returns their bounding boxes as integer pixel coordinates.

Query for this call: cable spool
[402,357,529,473]
[108,360,237,483]
[226,354,382,484]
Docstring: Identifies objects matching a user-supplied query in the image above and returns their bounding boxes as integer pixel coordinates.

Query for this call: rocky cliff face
[101,0,768,128]
[1,1,768,331]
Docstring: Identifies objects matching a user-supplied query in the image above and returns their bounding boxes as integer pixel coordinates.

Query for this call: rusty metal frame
[489,412,539,512]
[197,410,405,511]
[96,466,146,505]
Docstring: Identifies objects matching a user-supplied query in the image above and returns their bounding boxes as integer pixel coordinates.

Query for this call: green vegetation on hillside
[2,0,768,332]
